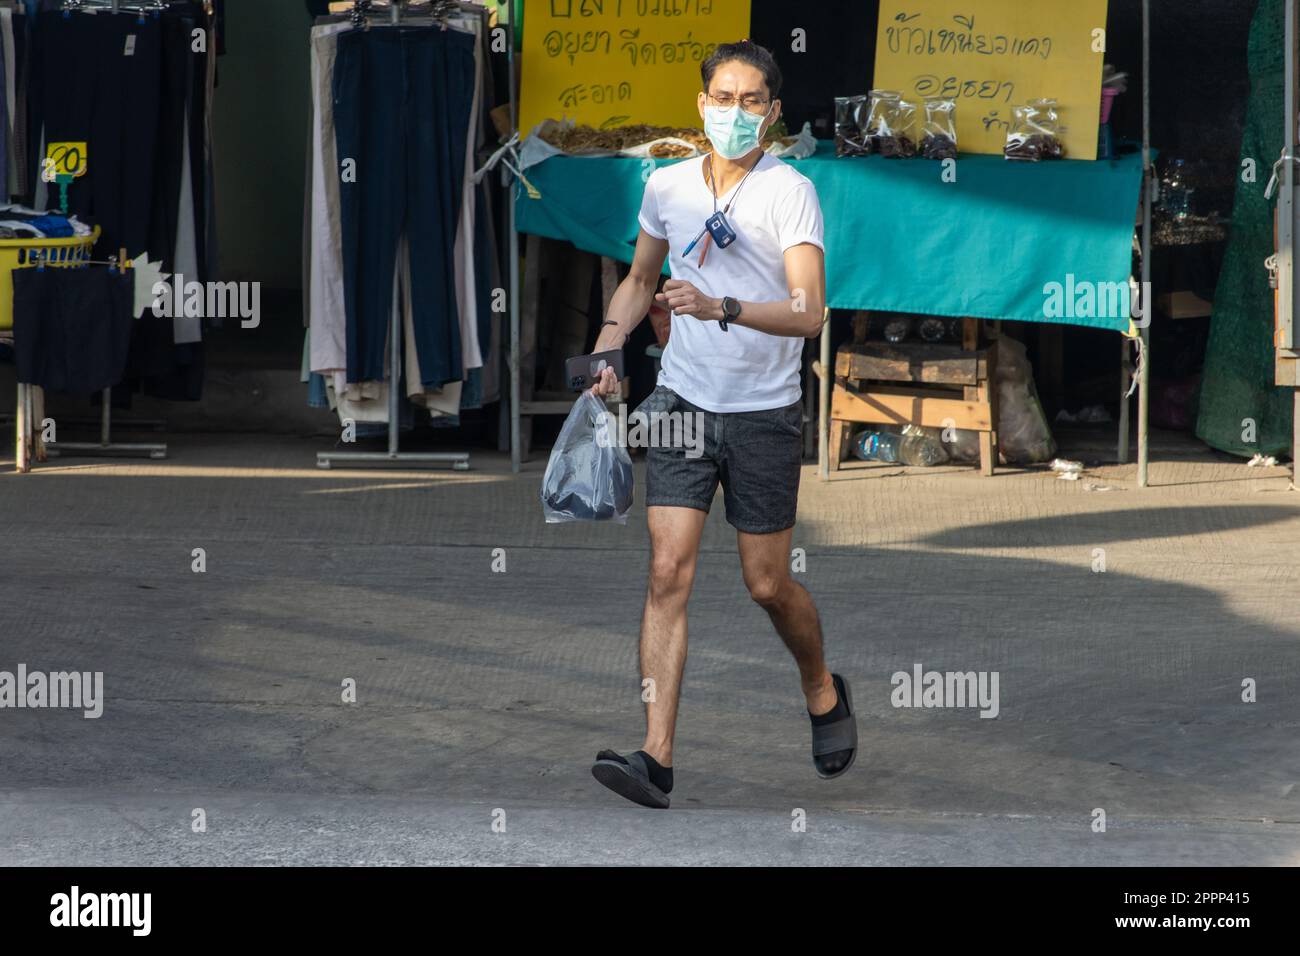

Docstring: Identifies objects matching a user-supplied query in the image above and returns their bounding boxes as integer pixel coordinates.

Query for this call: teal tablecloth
[515,141,1146,331]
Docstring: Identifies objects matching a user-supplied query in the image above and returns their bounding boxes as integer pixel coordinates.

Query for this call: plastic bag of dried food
[881,97,919,158]
[1004,99,1065,161]
[834,95,870,157]
[541,391,635,524]
[864,90,901,154]
[921,98,957,160]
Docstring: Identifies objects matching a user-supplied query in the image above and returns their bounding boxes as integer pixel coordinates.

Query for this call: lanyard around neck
[681,153,761,264]
[708,152,759,215]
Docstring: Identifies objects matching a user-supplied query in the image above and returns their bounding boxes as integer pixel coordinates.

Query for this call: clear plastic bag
[991,335,1057,462]
[900,424,950,466]
[948,335,1057,464]
[1003,99,1064,162]
[834,95,870,157]
[541,391,635,524]
[881,97,919,158]
[864,90,901,154]
[921,97,957,160]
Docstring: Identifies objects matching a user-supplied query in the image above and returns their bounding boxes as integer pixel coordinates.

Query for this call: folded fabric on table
[12,265,134,395]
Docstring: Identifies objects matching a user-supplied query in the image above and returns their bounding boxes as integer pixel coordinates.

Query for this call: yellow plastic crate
[0,227,101,331]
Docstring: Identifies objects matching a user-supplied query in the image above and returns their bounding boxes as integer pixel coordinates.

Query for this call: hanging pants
[32,10,161,258]
[332,25,476,387]
[13,265,134,395]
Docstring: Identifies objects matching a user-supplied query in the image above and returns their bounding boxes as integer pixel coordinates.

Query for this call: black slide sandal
[591,750,671,809]
[811,674,858,779]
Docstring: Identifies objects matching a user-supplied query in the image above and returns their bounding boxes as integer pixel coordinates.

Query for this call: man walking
[588,41,856,809]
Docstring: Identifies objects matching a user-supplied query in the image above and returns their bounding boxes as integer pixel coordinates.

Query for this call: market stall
[502,0,1159,482]
[516,146,1144,330]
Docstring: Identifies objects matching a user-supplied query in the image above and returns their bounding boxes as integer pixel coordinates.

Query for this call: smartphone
[566,349,625,392]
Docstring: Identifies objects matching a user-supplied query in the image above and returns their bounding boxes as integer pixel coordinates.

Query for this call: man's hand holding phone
[587,322,626,398]
[590,365,620,398]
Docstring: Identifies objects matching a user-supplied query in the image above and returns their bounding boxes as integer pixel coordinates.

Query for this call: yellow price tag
[44,142,89,180]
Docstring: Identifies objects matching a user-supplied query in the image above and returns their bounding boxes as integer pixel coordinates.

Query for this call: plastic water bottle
[918,316,948,343]
[883,316,913,344]
[853,427,951,466]
[899,428,949,466]
[851,430,901,462]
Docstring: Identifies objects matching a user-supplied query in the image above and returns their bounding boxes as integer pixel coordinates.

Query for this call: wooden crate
[829,318,999,476]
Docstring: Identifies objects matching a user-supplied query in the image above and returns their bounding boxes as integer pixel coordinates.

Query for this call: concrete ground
[1,434,1298,866]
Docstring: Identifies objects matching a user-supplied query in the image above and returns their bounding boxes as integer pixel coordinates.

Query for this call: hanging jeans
[332,25,476,387]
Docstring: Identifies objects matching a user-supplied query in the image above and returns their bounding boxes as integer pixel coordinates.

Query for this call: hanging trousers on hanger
[13,265,135,395]
[31,9,161,259]
[332,24,476,388]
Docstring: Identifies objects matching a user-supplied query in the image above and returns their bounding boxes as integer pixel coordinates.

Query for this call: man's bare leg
[737,527,837,716]
[639,505,708,767]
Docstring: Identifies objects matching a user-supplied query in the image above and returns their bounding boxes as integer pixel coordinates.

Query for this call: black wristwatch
[720,296,741,332]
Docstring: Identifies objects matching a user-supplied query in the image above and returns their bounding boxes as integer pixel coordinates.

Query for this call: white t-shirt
[638,152,824,413]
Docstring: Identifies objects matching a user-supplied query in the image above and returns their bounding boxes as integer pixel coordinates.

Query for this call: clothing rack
[315,0,476,471]
[61,0,169,16]
[20,248,167,466]
[506,1,522,472]
[14,0,197,471]
[327,1,459,28]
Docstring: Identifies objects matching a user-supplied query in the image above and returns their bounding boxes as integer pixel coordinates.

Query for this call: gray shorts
[639,385,803,535]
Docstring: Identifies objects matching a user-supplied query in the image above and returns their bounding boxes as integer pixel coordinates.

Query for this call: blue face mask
[703,103,771,160]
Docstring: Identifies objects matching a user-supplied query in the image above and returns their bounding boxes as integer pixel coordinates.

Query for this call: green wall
[213,2,313,287]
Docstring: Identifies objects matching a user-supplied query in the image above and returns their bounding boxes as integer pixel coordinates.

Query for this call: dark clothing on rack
[23,1,216,400]
[13,265,134,395]
[0,32,9,204]
[150,8,188,276]
[333,24,476,386]
[149,3,208,283]
[32,10,161,258]
[140,340,205,401]
[188,2,210,282]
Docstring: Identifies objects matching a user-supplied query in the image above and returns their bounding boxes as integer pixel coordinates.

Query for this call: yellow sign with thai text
[519,0,751,135]
[873,1,1107,160]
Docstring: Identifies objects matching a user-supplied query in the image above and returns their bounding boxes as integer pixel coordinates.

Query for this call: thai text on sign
[519,0,752,135]
[873,1,1106,160]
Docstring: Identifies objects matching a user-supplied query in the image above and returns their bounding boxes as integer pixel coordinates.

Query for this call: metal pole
[1287,0,1298,342]
[45,384,168,461]
[1117,337,1130,463]
[15,383,28,473]
[507,1,521,473]
[100,388,111,446]
[388,287,400,457]
[1137,0,1152,487]
[1286,0,1300,484]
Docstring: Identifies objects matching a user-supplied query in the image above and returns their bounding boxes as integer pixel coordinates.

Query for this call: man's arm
[655,242,826,338]
[590,228,668,395]
[593,228,669,353]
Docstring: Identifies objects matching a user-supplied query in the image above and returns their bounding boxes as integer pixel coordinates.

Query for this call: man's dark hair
[701,40,782,99]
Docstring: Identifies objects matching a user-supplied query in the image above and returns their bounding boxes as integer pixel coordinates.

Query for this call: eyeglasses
[706,92,771,115]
